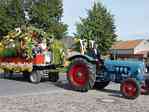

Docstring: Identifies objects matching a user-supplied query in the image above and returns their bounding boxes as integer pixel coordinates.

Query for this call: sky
[62,0,149,40]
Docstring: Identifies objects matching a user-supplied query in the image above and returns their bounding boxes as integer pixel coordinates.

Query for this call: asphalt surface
[0,73,149,97]
[0,73,68,96]
[0,73,149,112]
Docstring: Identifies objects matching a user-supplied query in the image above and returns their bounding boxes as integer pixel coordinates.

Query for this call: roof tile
[112,40,143,50]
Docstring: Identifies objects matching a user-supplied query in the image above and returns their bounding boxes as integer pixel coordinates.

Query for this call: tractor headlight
[137,68,145,74]
[145,68,148,73]
[137,69,141,74]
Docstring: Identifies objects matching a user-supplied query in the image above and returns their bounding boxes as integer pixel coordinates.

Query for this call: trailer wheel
[29,71,41,84]
[121,78,140,99]
[67,58,96,92]
[48,72,59,82]
[94,81,110,90]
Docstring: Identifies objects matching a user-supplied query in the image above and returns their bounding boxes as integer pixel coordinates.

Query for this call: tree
[28,0,67,39]
[0,0,25,37]
[76,2,117,53]
[0,6,11,36]
[7,0,25,26]
[0,0,67,39]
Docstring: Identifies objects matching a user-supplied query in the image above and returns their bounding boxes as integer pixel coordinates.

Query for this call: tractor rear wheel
[29,71,42,84]
[67,58,96,92]
[120,78,140,99]
[94,81,110,90]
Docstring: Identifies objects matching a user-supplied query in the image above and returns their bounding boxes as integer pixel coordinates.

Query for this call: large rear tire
[67,58,96,92]
[120,78,140,99]
[29,71,42,84]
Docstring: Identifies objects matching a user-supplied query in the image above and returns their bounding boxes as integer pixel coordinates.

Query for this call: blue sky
[63,0,149,40]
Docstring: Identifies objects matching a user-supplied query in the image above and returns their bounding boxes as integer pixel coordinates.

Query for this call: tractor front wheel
[67,59,96,92]
[120,78,140,99]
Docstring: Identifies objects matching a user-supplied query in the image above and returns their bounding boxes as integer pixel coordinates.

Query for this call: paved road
[0,73,68,96]
[0,73,149,112]
[0,73,149,97]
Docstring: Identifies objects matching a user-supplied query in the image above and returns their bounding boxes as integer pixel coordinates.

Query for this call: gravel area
[0,85,149,112]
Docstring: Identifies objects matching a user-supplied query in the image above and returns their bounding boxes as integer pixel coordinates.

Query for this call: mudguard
[68,54,97,64]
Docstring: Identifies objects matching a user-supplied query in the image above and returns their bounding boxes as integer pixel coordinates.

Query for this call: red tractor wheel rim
[68,64,89,87]
[122,81,137,97]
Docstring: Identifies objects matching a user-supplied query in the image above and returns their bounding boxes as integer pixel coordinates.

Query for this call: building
[110,39,149,61]
[61,36,75,49]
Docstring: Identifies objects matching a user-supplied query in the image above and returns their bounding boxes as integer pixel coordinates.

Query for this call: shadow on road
[103,89,123,98]
[0,73,50,83]
[0,73,28,82]
[54,81,74,91]
[54,81,124,97]
[100,88,121,94]
[94,88,124,99]
[54,81,90,93]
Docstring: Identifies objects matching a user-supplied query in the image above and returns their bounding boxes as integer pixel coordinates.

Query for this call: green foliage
[51,39,66,65]
[76,2,117,53]
[0,6,10,36]
[28,0,68,39]
[7,0,25,25]
[0,0,67,39]
[0,0,25,37]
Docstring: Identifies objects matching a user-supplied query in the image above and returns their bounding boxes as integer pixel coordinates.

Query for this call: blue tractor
[67,39,149,99]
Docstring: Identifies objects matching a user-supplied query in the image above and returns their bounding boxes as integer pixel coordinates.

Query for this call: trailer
[0,56,60,83]
[0,26,64,83]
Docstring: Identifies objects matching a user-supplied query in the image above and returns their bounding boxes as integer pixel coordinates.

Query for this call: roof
[111,40,143,50]
[135,50,149,55]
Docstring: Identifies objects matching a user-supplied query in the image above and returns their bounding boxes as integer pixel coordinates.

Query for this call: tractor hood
[104,60,145,73]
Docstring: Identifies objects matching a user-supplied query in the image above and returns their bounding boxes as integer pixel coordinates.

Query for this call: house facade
[110,39,149,61]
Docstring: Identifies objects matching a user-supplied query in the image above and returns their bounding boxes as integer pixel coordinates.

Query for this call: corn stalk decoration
[50,39,66,65]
